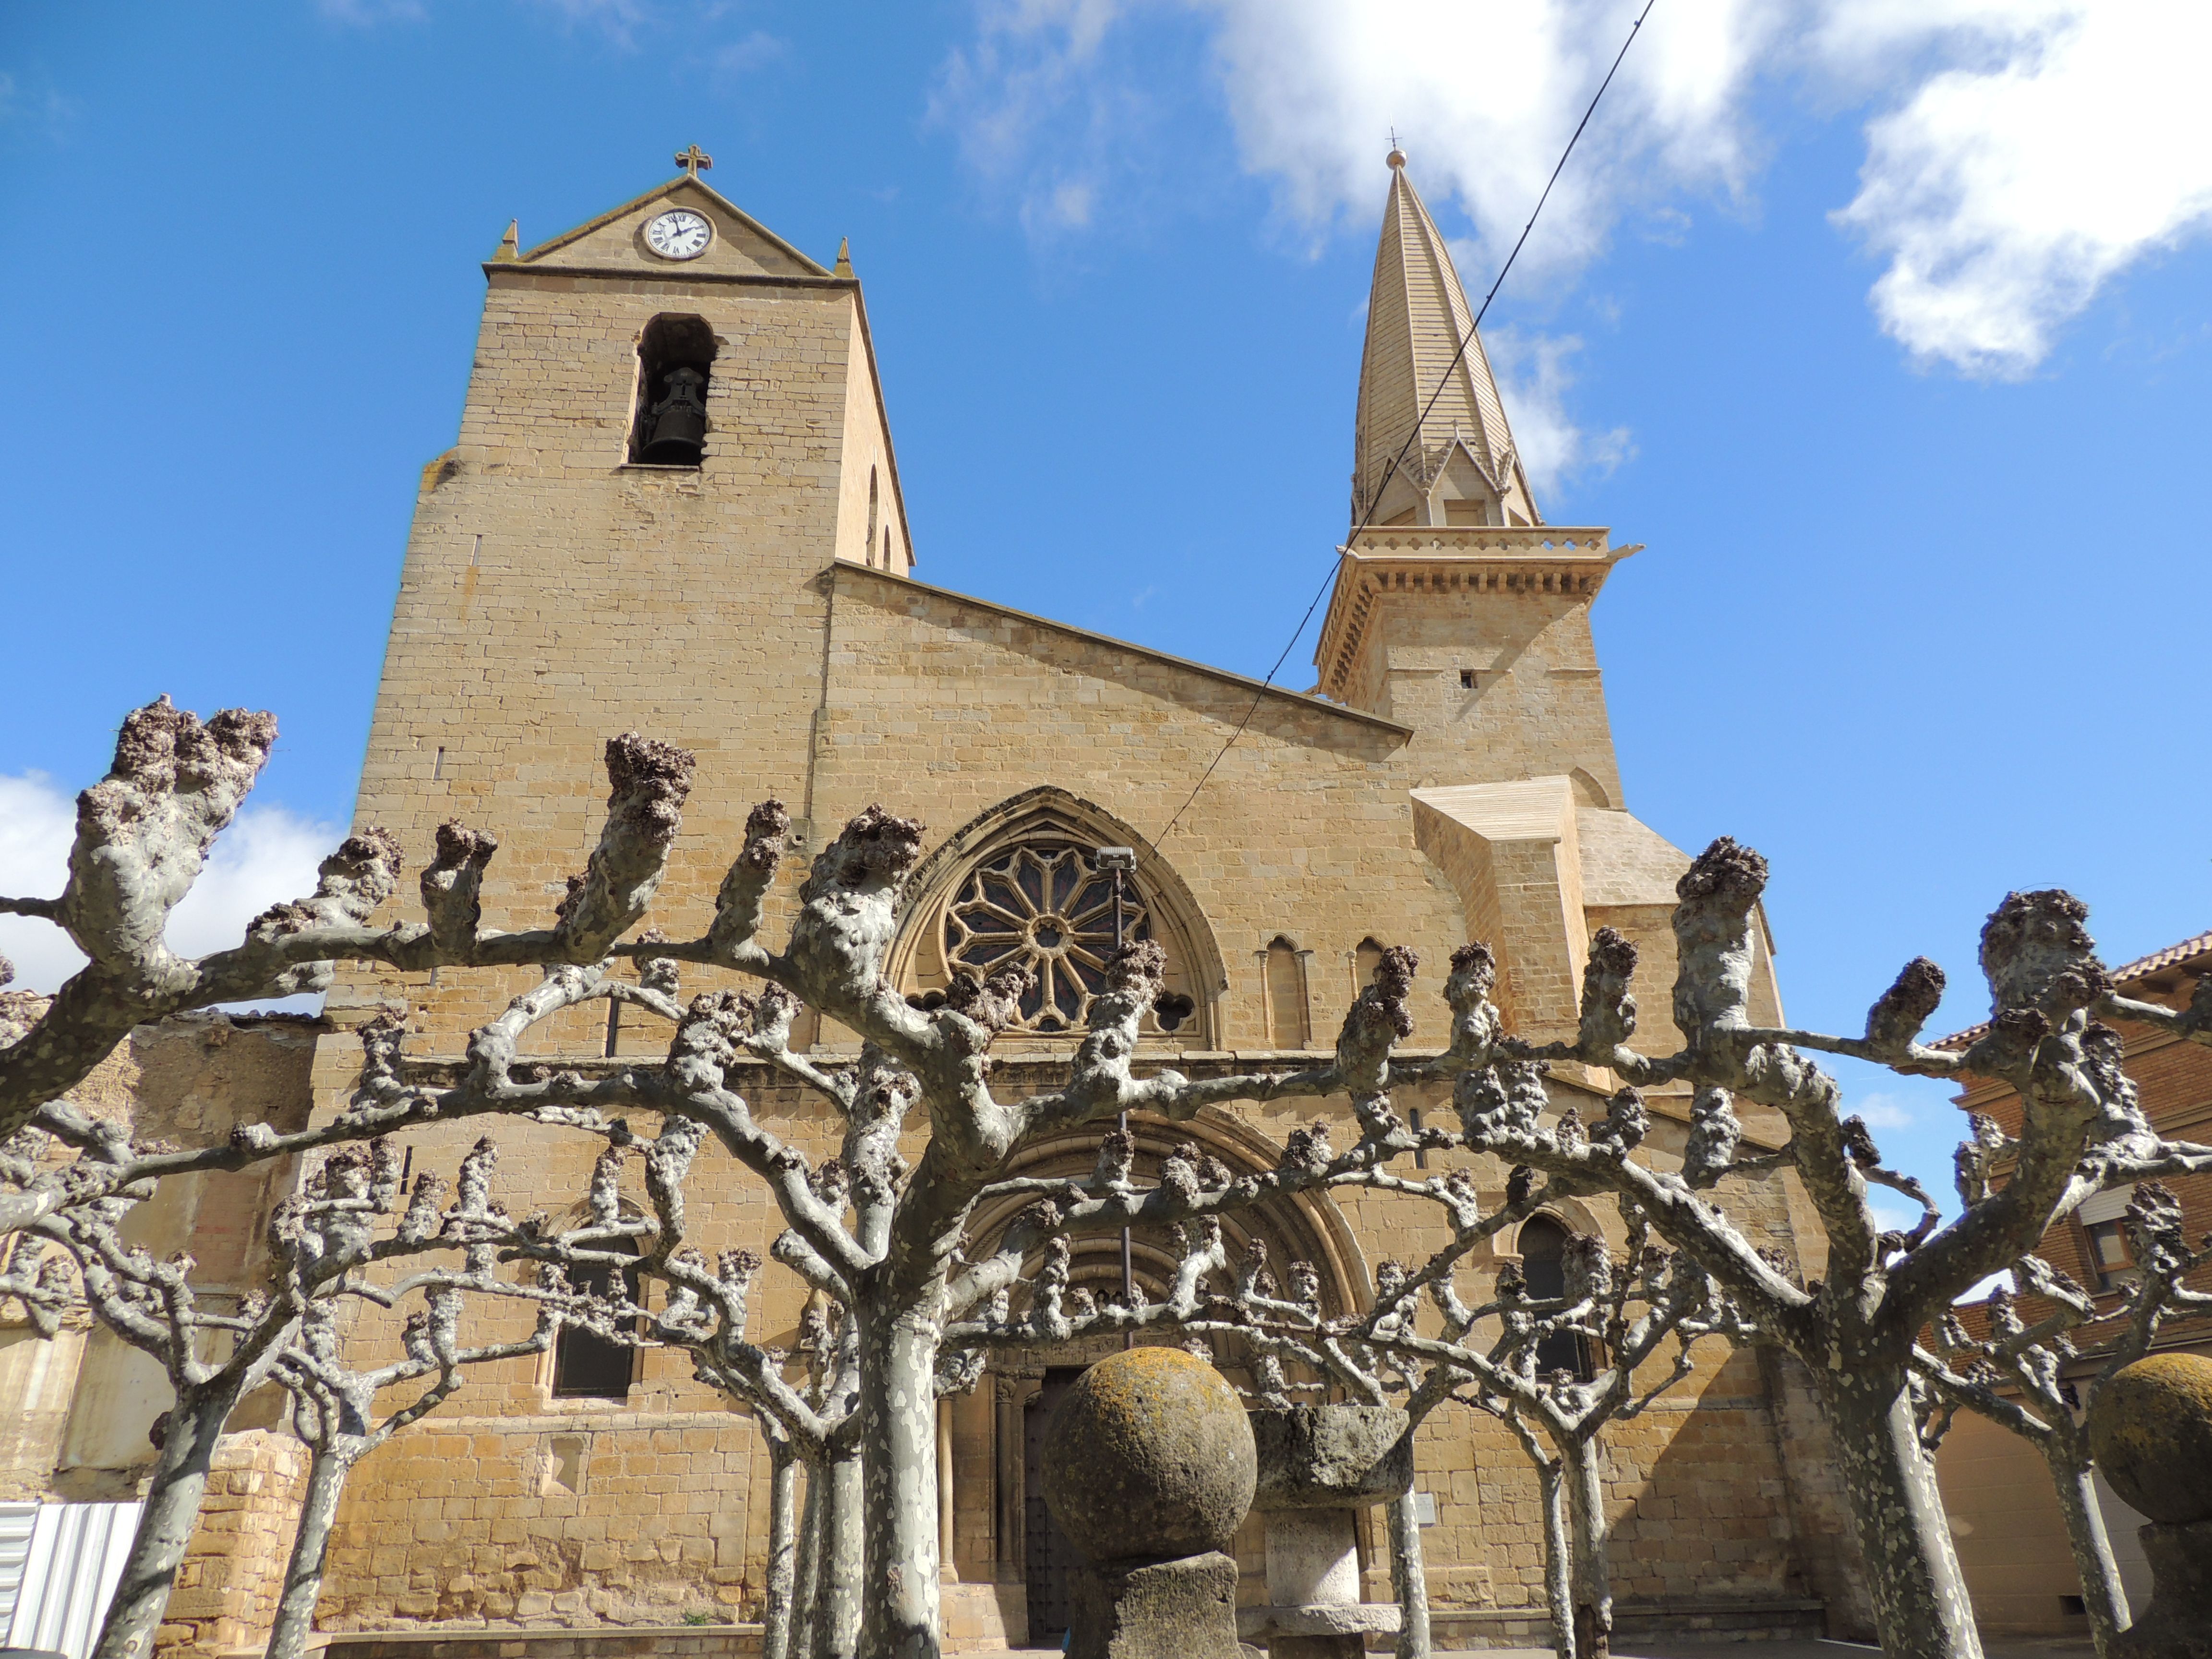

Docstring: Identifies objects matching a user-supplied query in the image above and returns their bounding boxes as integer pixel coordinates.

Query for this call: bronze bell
[642,366,708,464]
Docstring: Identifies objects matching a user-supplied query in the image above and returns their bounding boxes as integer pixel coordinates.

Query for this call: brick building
[2,153,1879,1653]
[1933,931,2212,1637]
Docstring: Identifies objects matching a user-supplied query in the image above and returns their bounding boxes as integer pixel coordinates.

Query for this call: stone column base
[2114,1517,2212,1659]
[1238,1600,1401,1659]
[1069,1551,1241,1659]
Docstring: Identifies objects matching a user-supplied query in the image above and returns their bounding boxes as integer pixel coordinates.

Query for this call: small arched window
[882,527,893,570]
[1355,937,1386,992]
[551,1237,642,1400]
[630,315,717,467]
[866,468,879,566]
[1265,937,1309,1049]
[1516,1216,1596,1381]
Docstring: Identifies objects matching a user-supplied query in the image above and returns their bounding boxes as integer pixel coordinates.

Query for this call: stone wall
[155,1430,311,1659]
[2,1016,322,1503]
[326,1624,763,1659]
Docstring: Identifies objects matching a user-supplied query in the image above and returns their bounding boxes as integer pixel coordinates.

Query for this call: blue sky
[2,0,2209,1216]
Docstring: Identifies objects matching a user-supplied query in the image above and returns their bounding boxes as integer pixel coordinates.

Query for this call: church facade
[3,157,1879,1654]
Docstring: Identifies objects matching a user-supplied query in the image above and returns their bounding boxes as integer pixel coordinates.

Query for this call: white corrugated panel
[0,1503,39,1632]
[4,1501,144,1659]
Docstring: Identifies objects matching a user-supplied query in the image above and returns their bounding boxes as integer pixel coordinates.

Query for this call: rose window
[943,846,1152,1033]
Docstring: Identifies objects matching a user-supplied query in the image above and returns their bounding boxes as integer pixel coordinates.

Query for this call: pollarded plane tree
[259,1132,576,1659]
[944,1108,1748,1659]
[359,1012,862,1659]
[938,1089,1548,1659]
[1424,841,2212,1659]
[0,701,1477,1659]
[1419,1214,1755,1659]
[338,874,1475,1659]
[19,698,2212,1659]
[0,1118,573,1659]
[473,1061,874,1659]
[492,1092,1012,1659]
[1913,1180,2212,1657]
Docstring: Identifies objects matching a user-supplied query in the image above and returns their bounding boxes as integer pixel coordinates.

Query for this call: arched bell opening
[629,314,717,466]
[885,787,1227,1046]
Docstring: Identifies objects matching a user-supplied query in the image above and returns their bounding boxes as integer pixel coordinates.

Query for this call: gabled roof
[1352,154,1536,527]
[831,561,1413,741]
[501,173,832,280]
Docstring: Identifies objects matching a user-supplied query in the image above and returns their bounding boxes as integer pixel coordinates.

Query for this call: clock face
[645,209,713,261]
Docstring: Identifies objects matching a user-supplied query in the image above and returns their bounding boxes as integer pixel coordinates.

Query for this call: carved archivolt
[962,1108,1374,1376]
[886,788,1226,1046]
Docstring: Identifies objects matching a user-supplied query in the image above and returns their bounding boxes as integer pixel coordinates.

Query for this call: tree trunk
[792,1455,824,1659]
[2043,1437,2128,1657]
[1816,1368,1984,1659]
[812,1445,863,1659]
[92,1379,244,1659]
[1386,1487,1431,1659]
[762,1441,800,1659]
[1562,1437,1611,1659]
[1536,1455,1575,1659]
[856,1301,940,1659]
[265,1439,358,1659]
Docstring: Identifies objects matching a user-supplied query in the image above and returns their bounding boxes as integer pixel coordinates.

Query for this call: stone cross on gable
[675,144,712,178]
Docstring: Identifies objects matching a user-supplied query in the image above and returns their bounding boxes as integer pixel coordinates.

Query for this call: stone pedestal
[2112,1519,2212,1659]
[1245,1405,1409,1659]
[1069,1551,1243,1659]
[1042,1350,1259,1659]
[2088,1354,2212,1659]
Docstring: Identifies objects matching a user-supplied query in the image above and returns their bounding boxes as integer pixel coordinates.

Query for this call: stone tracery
[945,845,1153,1033]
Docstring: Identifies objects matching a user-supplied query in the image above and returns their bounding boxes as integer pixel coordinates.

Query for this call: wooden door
[1023,1367,1086,1643]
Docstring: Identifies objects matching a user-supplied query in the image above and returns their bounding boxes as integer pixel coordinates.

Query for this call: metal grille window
[551,1238,642,1400]
[1518,1216,1597,1382]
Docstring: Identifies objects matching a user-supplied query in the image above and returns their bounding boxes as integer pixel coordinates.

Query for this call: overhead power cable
[1148,0,1660,855]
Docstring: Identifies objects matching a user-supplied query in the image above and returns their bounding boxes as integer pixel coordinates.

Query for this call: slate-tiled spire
[1351,149,1539,529]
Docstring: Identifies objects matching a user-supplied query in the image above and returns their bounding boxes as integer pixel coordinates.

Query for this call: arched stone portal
[940,1112,1370,1646]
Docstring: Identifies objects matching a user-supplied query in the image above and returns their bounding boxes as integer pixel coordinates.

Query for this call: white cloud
[715,29,787,75]
[1956,1267,2013,1303]
[938,0,2212,374]
[1847,1090,1917,1132]
[1832,2,2212,374]
[0,772,340,1011]
[0,775,83,996]
[1484,328,1634,495]
[0,69,77,139]
[316,0,427,23]
[1868,1199,1922,1235]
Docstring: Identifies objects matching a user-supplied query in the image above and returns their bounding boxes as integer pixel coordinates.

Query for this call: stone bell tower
[1315,148,1633,813]
[324,153,915,1051]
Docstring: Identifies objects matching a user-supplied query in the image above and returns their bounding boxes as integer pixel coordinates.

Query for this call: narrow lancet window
[1265,937,1309,1049]
[630,315,717,466]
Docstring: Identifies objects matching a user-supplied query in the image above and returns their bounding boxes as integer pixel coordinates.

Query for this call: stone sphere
[1042,1346,1257,1564]
[2088,1353,2212,1524]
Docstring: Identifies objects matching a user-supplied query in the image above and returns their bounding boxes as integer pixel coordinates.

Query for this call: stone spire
[1351,150,1539,530]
